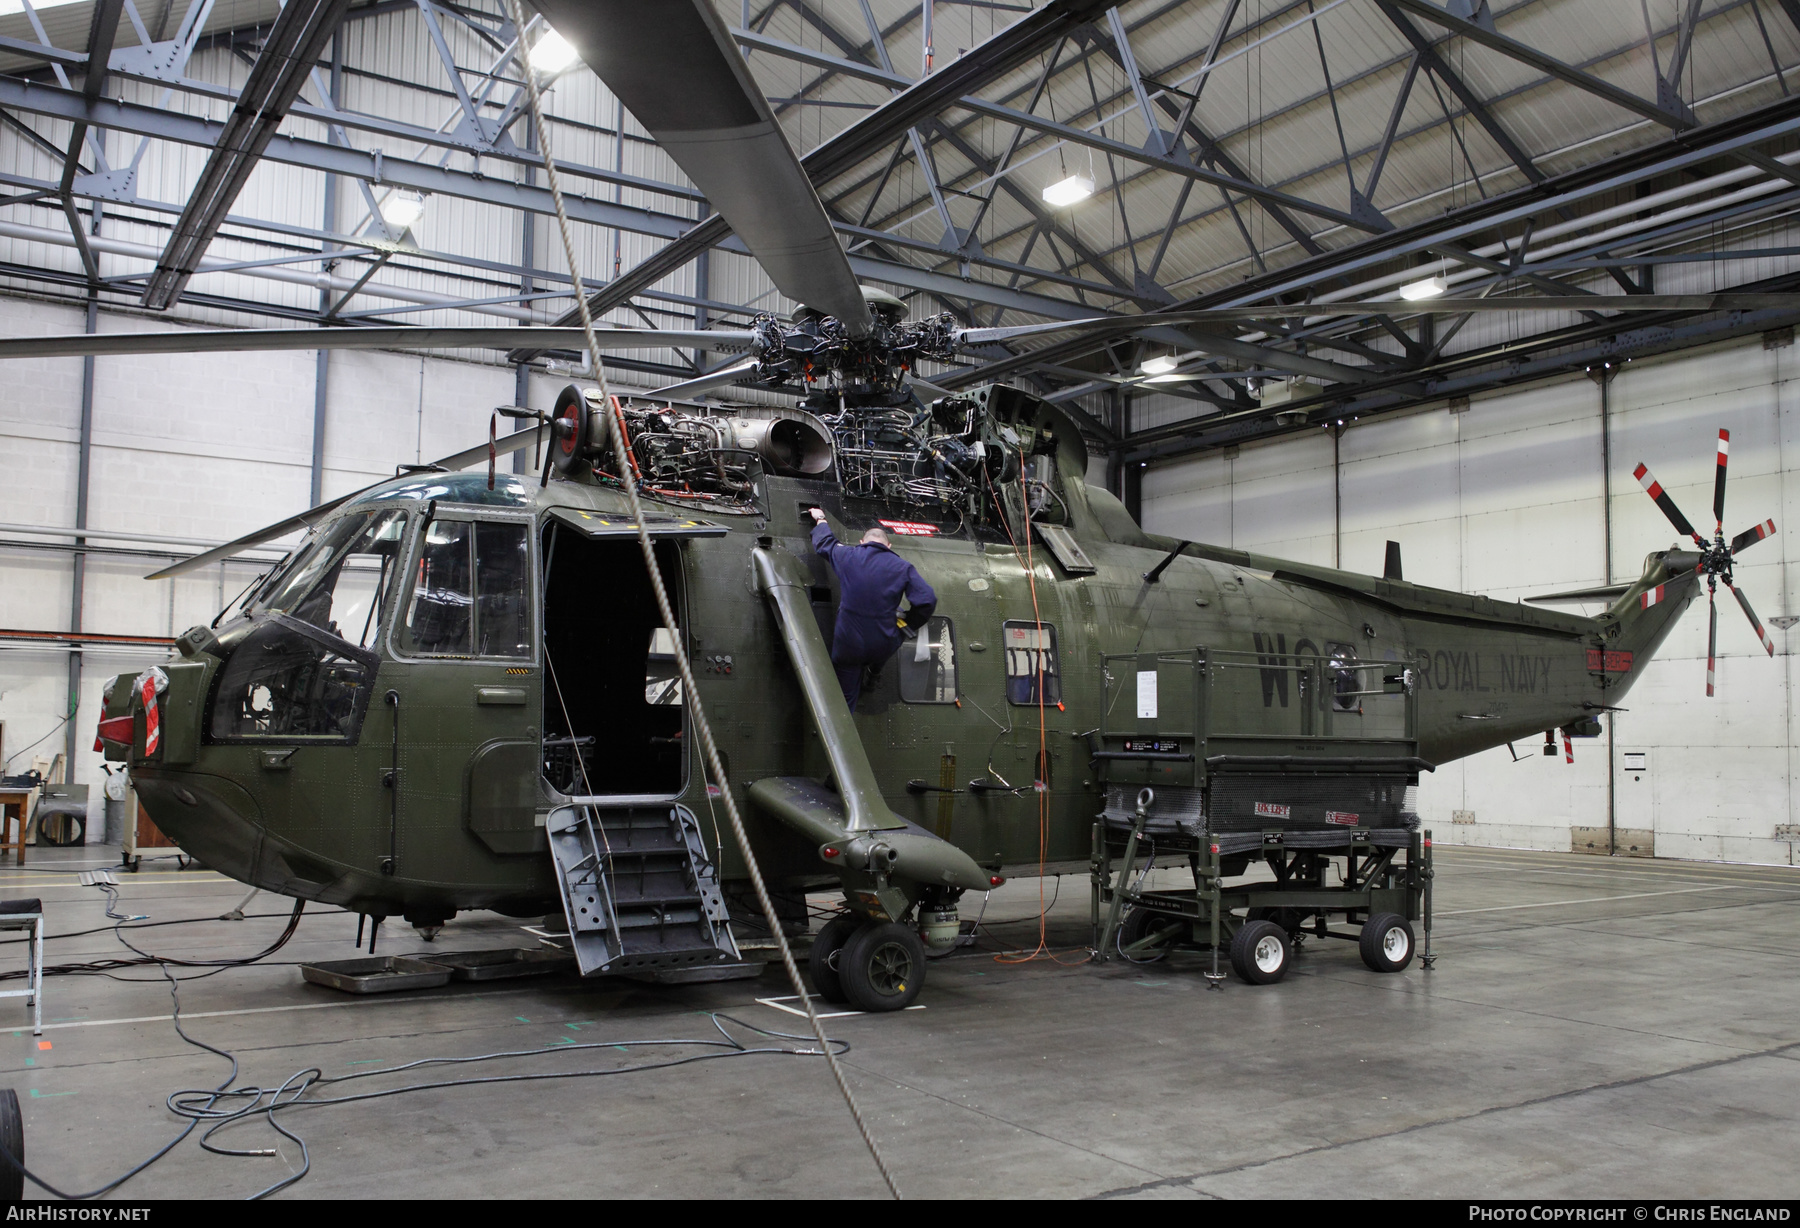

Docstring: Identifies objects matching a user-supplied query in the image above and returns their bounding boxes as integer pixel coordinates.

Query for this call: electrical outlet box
[1452,810,1476,824]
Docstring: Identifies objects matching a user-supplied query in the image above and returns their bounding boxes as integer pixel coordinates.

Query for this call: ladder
[545,802,739,976]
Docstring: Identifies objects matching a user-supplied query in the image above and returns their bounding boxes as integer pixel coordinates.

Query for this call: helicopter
[26,0,1779,1010]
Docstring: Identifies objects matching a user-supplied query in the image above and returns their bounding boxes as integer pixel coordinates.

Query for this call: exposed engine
[547,380,1067,531]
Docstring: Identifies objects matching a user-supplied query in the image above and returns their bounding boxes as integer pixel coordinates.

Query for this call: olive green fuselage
[116,400,1692,924]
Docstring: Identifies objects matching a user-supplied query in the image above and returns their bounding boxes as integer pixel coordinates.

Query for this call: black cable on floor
[0,887,855,1200]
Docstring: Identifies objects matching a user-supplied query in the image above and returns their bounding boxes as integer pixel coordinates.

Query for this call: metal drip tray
[300,956,453,994]
[425,947,575,981]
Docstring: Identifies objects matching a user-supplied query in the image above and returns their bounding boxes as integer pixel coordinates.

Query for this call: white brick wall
[1143,334,1800,866]
[0,298,573,817]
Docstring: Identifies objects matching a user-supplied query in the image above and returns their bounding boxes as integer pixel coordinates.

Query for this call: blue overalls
[812,522,938,710]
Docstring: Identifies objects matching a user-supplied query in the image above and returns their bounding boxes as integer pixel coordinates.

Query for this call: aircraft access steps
[545,801,740,976]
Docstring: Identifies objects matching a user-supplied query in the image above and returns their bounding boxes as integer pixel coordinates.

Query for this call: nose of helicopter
[98,656,268,889]
[128,768,266,886]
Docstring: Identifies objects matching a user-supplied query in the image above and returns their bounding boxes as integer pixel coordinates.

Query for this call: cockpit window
[399,518,533,659]
[259,511,408,651]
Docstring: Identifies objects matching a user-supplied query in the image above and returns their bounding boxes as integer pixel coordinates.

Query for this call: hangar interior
[0,0,1796,1202]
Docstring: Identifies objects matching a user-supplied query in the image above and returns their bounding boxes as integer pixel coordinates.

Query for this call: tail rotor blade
[1730,518,1777,555]
[1706,590,1718,697]
[1562,731,1574,764]
[1633,463,1704,545]
[1729,582,1777,656]
[1713,429,1729,532]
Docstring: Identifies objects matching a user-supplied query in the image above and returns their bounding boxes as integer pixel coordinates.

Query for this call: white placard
[1136,670,1158,719]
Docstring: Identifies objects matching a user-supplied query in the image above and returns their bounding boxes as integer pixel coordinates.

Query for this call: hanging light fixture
[529,29,579,72]
[1140,354,1177,375]
[379,190,428,231]
[1399,273,1447,301]
[1042,174,1095,207]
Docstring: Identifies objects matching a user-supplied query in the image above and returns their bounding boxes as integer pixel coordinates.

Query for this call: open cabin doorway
[540,526,687,798]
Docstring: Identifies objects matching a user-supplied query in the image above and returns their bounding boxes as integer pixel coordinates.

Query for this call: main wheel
[807,912,862,1005]
[839,921,926,1012]
[1229,919,1291,985]
[1117,907,1186,962]
[0,1088,22,1201]
[1359,913,1415,972]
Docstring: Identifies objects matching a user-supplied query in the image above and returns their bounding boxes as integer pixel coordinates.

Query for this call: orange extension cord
[988,452,1090,967]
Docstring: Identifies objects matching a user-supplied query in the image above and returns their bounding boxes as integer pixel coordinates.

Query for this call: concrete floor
[2,843,1797,1199]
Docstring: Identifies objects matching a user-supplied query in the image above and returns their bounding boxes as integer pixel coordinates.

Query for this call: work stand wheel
[839,921,926,1013]
[1116,907,1185,963]
[807,912,863,1005]
[0,1087,23,1200]
[1229,919,1292,985]
[1359,913,1416,973]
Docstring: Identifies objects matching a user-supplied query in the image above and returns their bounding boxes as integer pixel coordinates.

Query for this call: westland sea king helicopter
[15,0,1785,1009]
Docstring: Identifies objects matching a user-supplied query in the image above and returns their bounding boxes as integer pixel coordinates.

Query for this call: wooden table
[0,790,31,864]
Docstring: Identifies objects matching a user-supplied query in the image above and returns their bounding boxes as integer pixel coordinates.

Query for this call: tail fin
[1600,548,1704,667]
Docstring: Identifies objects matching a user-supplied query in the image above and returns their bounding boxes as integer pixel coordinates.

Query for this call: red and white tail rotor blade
[1730,518,1777,555]
[1712,429,1730,534]
[1562,731,1574,764]
[1729,582,1777,656]
[1633,463,1705,545]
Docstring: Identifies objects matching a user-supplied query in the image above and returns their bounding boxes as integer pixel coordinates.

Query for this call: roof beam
[525,0,1114,354]
[0,75,699,240]
[140,0,353,309]
[1382,0,1694,130]
[733,28,1379,233]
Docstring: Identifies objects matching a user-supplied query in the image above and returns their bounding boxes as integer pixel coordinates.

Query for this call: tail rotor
[1632,428,1779,695]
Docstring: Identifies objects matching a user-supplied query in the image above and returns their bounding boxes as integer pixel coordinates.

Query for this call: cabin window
[399,519,533,659]
[900,616,958,703]
[1003,620,1061,706]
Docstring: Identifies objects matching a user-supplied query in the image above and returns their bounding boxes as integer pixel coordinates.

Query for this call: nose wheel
[807,912,862,1005]
[806,913,927,1011]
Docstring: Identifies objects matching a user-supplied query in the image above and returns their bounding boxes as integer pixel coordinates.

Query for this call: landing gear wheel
[0,1088,22,1201]
[1359,913,1415,972]
[840,921,926,1013]
[807,912,862,1005]
[1117,907,1186,962]
[1229,919,1291,985]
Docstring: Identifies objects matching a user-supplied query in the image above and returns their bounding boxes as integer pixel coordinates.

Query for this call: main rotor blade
[143,498,352,581]
[530,0,869,337]
[143,429,540,580]
[639,358,760,401]
[1713,429,1730,533]
[432,423,542,473]
[1522,583,1631,604]
[951,295,1800,348]
[1633,462,1705,546]
[1731,518,1777,555]
[1729,582,1777,656]
[1707,589,1718,697]
[0,326,758,361]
